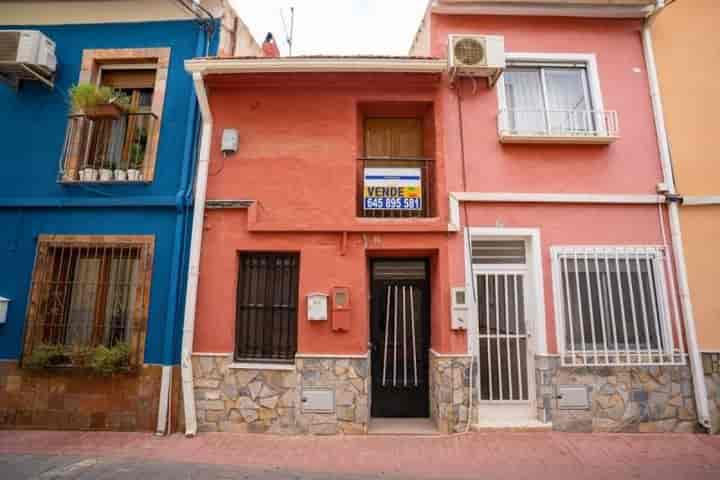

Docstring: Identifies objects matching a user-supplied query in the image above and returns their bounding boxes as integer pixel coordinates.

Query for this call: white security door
[472,241,535,421]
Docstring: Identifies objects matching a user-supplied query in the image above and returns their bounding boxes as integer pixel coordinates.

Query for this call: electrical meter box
[451,287,468,330]
[307,292,328,321]
[331,287,351,331]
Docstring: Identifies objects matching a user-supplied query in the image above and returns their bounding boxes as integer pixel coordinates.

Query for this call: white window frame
[550,245,686,367]
[496,52,615,140]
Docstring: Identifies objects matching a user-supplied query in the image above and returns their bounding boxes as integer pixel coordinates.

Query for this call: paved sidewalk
[0,430,719,479]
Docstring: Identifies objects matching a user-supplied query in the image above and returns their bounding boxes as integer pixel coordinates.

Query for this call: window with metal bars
[22,236,154,367]
[235,252,299,363]
[552,246,685,367]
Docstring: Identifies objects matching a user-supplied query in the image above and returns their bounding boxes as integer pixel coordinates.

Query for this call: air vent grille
[0,31,21,62]
[453,37,485,66]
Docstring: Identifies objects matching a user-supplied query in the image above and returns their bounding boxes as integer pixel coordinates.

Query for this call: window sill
[499,132,618,145]
[228,362,296,371]
[59,179,152,185]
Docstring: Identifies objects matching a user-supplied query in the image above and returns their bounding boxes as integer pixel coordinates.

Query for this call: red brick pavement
[1,430,719,479]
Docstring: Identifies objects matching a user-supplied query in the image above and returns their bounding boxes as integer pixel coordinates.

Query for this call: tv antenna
[280,6,295,56]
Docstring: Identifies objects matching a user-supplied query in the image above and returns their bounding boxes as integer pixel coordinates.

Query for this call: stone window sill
[227,362,295,371]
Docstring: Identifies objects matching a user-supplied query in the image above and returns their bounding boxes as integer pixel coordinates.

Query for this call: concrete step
[368,418,440,436]
[471,419,553,432]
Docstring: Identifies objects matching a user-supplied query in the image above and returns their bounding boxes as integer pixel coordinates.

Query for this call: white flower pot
[127,169,142,181]
[79,168,98,182]
[99,169,113,181]
[114,169,127,181]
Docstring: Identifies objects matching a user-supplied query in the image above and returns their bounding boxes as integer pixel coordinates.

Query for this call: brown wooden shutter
[100,69,156,89]
[364,118,424,158]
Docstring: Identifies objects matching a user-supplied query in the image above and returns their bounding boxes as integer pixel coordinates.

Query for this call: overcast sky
[229,0,428,56]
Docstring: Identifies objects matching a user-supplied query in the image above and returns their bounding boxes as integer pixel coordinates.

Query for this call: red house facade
[180,0,709,435]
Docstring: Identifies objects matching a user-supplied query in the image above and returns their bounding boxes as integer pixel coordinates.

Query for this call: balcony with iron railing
[497,109,619,144]
[59,112,157,183]
[357,157,434,218]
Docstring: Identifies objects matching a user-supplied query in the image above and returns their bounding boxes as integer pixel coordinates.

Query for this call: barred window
[23,235,154,367]
[235,252,299,363]
[552,247,685,367]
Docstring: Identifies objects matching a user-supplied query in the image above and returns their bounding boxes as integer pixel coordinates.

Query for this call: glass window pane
[504,68,546,133]
[543,68,592,133]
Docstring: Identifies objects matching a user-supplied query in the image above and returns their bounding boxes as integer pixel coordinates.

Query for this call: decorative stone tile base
[191,354,369,434]
[429,351,473,434]
[536,355,698,433]
[0,360,170,431]
[703,352,720,434]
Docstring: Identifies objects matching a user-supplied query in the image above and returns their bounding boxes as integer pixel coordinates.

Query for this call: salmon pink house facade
[180,0,710,435]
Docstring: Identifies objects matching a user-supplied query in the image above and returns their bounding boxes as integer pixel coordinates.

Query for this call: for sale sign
[363,168,422,210]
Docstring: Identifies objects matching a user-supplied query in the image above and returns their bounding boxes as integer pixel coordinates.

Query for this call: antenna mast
[280,6,295,56]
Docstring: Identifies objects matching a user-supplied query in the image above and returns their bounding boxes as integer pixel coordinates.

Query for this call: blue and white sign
[363,168,422,210]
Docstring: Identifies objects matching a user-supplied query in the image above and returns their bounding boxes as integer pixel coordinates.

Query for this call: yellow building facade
[653,0,720,433]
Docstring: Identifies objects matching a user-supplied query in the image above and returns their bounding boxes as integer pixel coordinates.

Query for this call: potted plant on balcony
[79,163,98,182]
[127,128,148,181]
[69,83,130,120]
[99,154,113,182]
[113,162,128,181]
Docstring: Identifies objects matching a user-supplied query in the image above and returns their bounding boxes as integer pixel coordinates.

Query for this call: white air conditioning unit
[0,30,57,88]
[448,34,505,82]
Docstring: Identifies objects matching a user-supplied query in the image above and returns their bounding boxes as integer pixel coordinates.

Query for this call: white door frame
[463,227,547,418]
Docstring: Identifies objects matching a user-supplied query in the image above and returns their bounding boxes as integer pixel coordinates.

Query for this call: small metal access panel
[557,385,590,410]
[301,388,335,414]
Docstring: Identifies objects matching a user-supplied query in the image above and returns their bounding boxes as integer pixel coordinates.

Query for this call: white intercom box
[307,292,328,321]
[451,287,468,330]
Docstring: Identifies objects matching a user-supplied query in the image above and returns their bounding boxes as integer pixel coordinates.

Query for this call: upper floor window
[358,102,435,218]
[60,48,170,183]
[497,54,618,144]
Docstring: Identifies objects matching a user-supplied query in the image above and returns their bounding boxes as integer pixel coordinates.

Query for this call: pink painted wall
[430,15,672,353]
[194,73,467,355]
[432,15,663,195]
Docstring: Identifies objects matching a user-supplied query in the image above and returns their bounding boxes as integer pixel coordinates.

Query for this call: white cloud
[230,0,429,56]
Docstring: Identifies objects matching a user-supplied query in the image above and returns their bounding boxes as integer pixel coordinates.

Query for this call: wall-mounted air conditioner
[0,30,57,89]
[448,34,505,86]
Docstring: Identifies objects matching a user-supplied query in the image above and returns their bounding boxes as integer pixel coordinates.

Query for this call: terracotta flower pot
[84,103,124,120]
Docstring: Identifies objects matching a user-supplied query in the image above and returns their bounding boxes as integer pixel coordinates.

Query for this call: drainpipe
[642,1,711,430]
[155,23,206,436]
[180,71,213,437]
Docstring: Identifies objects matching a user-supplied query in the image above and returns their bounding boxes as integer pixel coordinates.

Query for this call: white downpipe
[180,72,213,437]
[642,10,711,429]
[155,365,173,435]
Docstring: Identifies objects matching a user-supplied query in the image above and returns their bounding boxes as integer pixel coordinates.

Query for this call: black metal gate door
[370,260,429,418]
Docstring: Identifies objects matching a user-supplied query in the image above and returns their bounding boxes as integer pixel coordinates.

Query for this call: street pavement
[0,430,719,479]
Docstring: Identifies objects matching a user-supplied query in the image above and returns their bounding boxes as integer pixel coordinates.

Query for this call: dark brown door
[370,259,430,418]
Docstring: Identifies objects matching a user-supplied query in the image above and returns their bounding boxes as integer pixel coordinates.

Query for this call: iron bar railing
[235,252,299,363]
[498,109,619,139]
[358,157,433,218]
[22,239,152,368]
[60,112,157,182]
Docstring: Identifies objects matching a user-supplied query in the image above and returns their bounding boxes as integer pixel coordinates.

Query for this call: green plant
[24,344,71,368]
[69,83,130,113]
[129,127,148,169]
[89,342,131,375]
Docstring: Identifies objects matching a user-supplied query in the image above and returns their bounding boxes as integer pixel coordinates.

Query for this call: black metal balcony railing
[358,157,433,218]
[60,112,157,182]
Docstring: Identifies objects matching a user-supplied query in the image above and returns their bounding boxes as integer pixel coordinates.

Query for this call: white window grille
[551,246,685,367]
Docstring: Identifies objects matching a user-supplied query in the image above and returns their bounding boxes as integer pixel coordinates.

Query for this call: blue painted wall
[0,20,217,364]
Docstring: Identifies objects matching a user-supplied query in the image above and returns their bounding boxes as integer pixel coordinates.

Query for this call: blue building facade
[0,2,255,431]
